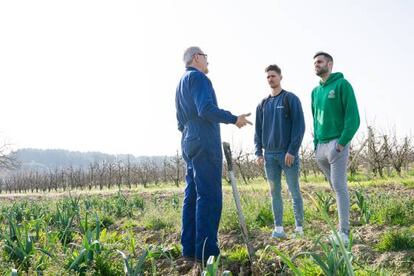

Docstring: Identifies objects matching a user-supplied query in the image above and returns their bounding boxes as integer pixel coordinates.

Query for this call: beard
[316,66,329,76]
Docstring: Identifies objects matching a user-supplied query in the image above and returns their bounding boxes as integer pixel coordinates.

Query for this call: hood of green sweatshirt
[320,72,344,86]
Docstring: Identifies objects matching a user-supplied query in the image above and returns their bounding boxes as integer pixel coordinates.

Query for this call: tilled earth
[133,223,413,275]
[149,184,414,275]
[1,182,413,275]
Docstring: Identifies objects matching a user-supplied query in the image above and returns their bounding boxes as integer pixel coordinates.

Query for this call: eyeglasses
[196,53,208,58]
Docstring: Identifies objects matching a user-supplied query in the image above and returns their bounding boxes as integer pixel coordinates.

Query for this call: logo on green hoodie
[328,90,336,99]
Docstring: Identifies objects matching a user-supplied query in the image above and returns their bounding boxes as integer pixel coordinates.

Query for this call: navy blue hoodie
[254,90,305,156]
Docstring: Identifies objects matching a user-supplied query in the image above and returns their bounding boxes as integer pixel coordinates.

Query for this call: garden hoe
[222,142,255,263]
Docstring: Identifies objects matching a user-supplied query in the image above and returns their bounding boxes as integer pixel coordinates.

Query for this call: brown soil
[1,182,413,275]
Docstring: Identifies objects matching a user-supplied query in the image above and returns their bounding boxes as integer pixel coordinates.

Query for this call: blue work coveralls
[175,67,237,261]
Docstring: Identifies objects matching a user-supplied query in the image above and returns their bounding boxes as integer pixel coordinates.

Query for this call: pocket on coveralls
[183,137,202,159]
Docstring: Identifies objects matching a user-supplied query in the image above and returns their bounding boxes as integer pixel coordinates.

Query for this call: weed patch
[225,246,249,265]
[376,229,414,252]
[371,197,414,226]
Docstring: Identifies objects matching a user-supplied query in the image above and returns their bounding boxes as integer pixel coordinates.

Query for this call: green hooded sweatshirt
[311,72,360,149]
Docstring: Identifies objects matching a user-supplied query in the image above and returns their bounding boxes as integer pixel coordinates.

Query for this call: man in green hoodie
[311,51,360,245]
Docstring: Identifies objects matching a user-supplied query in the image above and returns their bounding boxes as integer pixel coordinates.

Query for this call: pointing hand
[235,113,253,128]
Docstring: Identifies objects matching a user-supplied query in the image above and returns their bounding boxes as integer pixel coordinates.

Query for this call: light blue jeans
[264,152,304,227]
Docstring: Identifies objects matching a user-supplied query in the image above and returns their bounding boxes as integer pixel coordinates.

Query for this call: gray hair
[183,46,203,67]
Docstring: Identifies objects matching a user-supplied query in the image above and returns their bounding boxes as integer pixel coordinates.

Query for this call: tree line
[1,127,413,193]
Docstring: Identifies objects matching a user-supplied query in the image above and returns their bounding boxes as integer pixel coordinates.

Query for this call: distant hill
[10,148,167,172]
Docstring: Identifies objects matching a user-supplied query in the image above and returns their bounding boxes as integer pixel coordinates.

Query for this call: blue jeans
[264,152,304,227]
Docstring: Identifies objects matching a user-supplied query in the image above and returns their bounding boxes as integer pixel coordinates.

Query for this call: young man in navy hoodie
[255,64,306,238]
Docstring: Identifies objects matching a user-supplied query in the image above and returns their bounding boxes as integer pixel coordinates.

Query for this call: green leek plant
[301,192,354,275]
[202,255,232,276]
[117,248,149,276]
[293,234,354,275]
[67,213,102,272]
[272,192,355,276]
[53,204,76,249]
[314,191,335,214]
[354,190,371,224]
[2,218,52,272]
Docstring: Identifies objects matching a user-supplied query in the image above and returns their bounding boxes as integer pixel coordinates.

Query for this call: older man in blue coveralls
[175,46,252,263]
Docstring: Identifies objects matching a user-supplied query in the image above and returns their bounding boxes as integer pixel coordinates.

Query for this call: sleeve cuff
[231,115,238,124]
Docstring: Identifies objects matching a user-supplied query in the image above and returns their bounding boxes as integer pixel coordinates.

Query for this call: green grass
[254,204,274,228]
[1,172,414,274]
[376,228,414,252]
[371,196,414,226]
[354,266,393,276]
[224,246,249,265]
[401,179,414,188]
[296,257,324,275]
[144,217,173,231]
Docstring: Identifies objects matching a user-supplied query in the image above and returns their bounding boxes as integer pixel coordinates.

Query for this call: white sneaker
[294,229,304,238]
[328,231,349,246]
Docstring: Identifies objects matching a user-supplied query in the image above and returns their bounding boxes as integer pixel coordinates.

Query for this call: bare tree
[126,157,132,188]
[388,134,412,176]
[136,158,152,188]
[0,143,20,170]
[233,148,249,185]
[299,143,318,181]
[366,126,388,178]
[168,150,184,187]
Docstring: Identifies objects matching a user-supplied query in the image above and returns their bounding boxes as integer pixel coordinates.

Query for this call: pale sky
[1,0,413,156]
